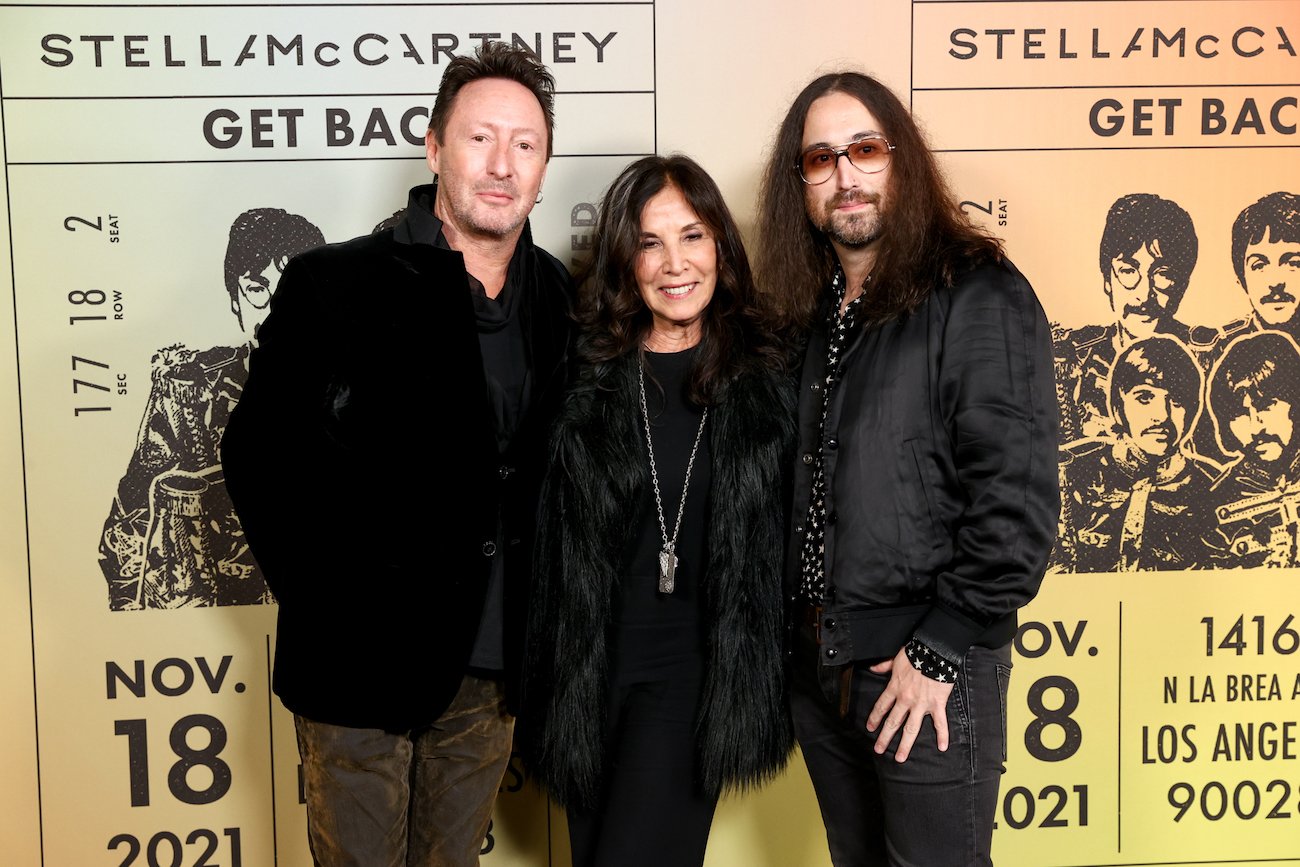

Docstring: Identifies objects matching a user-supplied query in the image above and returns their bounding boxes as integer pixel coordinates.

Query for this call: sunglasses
[797,137,895,185]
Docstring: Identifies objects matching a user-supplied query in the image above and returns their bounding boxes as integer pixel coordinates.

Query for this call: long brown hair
[755,72,1003,329]
[580,154,785,406]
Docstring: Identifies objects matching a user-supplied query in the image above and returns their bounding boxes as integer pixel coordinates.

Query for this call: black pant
[567,674,718,867]
[790,625,1012,867]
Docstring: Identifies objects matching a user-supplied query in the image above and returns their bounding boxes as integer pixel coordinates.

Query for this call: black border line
[266,635,279,866]
[916,83,1300,91]
[0,51,45,867]
[649,0,656,155]
[1,91,655,100]
[0,2,650,7]
[912,0,1261,4]
[909,0,916,112]
[1118,600,1124,853]
[6,152,648,165]
[933,144,1300,152]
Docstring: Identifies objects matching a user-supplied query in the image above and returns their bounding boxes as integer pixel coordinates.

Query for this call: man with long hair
[222,43,573,864]
[755,72,1058,865]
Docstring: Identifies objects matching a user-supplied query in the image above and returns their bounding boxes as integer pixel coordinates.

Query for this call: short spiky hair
[427,41,556,158]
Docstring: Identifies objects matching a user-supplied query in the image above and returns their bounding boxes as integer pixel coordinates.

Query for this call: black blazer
[222,217,572,731]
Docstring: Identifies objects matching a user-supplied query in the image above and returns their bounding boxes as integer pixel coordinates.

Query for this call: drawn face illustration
[235,257,285,340]
[1242,229,1300,327]
[634,184,718,347]
[425,77,548,242]
[1105,244,1185,341]
[800,91,892,252]
[1228,393,1296,464]
[1119,383,1187,459]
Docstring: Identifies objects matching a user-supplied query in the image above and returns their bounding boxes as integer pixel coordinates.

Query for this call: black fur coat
[520,352,797,811]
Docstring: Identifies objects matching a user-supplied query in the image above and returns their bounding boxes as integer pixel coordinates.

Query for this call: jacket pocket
[902,439,945,545]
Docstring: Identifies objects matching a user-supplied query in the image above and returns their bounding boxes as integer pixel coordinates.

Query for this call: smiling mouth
[659,283,697,297]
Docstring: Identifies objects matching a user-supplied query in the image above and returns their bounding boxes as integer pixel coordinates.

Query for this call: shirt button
[802,453,814,465]
[498,465,514,480]
[795,524,805,535]
[825,647,839,660]
[827,512,839,526]
[824,617,837,631]
[482,541,497,557]
[827,437,839,450]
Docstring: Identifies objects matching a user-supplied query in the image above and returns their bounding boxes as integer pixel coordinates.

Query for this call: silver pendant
[658,545,678,594]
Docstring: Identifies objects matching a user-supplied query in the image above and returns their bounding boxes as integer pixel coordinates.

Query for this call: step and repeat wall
[1,1,1297,865]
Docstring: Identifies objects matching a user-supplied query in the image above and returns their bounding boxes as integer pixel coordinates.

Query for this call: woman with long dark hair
[521,155,794,866]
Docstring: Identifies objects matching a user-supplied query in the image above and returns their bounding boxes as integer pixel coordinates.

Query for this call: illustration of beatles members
[1055,337,1221,572]
[99,208,324,610]
[1055,194,1202,442]
[1208,331,1300,568]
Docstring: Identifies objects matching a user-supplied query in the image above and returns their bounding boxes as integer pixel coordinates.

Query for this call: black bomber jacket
[786,259,1060,667]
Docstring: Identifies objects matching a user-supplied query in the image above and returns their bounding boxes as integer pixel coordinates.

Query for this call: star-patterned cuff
[904,637,960,683]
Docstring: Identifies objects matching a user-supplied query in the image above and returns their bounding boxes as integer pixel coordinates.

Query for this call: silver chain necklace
[638,354,708,594]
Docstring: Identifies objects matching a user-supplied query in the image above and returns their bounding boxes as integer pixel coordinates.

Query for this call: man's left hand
[865,648,954,763]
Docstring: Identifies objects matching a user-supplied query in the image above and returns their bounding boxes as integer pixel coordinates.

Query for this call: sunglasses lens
[800,148,836,184]
[847,139,889,173]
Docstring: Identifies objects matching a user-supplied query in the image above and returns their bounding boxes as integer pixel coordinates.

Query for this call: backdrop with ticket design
[1,1,1296,865]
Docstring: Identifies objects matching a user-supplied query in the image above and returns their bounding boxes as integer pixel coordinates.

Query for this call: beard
[813,188,885,249]
[439,177,530,239]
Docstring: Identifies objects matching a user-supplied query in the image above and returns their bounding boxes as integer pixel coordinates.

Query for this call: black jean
[790,624,1012,867]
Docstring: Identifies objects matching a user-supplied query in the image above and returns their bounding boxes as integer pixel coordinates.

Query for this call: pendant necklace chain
[638,354,707,594]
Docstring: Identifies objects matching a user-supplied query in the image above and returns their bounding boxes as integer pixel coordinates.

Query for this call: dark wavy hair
[224,208,324,329]
[1099,193,1197,295]
[1209,331,1300,455]
[755,72,1002,329]
[579,154,785,406]
[428,40,556,159]
[1232,191,1300,286]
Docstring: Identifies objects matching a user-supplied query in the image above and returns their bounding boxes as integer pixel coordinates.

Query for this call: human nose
[661,242,687,274]
[487,140,512,177]
[833,150,859,188]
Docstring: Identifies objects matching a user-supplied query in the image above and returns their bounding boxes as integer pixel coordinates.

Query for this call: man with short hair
[755,72,1058,865]
[100,207,324,610]
[1056,193,1201,441]
[1056,337,1221,572]
[222,42,572,865]
[1208,331,1300,568]
[1202,191,1300,353]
